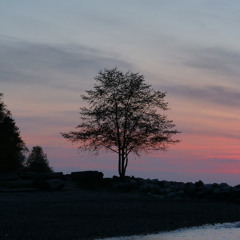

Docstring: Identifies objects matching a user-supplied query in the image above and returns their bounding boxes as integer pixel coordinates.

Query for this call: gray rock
[158,188,166,195]
[0,172,19,181]
[177,183,185,190]
[165,187,172,193]
[46,179,65,191]
[219,183,229,188]
[195,191,206,198]
[222,186,232,192]
[177,190,185,197]
[162,181,171,187]
[151,194,165,199]
[212,188,222,197]
[167,192,177,199]
[140,183,158,194]
[185,183,196,195]
[112,181,137,192]
[211,183,220,189]
[195,180,204,188]
[230,187,240,199]
[204,184,213,194]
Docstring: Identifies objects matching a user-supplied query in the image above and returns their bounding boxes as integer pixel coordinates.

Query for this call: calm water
[98,222,240,240]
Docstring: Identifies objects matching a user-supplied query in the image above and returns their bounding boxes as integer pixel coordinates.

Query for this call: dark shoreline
[1,189,240,240]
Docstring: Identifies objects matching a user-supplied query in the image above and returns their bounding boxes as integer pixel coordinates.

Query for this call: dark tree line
[0,93,52,173]
[0,93,27,173]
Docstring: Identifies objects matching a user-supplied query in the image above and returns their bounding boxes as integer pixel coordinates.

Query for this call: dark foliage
[26,146,53,173]
[62,68,180,177]
[0,93,27,173]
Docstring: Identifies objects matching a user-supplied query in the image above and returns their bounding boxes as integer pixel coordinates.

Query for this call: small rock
[167,192,177,199]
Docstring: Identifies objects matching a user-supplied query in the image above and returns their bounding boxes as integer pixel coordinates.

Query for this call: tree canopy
[62,68,180,177]
[26,146,53,173]
[0,93,27,173]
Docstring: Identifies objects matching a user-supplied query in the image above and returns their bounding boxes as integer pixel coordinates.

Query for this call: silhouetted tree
[62,68,180,178]
[0,93,27,173]
[26,146,53,173]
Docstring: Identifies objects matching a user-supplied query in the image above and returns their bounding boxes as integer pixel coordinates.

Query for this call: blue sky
[1,1,240,185]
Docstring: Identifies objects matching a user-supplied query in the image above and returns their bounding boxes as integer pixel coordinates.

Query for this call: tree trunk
[118,152,126,179]
[118,152,121,177]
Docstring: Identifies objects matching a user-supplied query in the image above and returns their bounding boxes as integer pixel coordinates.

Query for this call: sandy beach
[1,189,240,240]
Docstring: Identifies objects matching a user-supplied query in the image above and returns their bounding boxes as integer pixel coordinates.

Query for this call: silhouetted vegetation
[26,146,53,173]
[0,93,27,173]
[62,68,180,178]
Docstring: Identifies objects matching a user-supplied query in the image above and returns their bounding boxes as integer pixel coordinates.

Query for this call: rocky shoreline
[1,171,240,202]
[102,176,240,202]
[1,171,240,239]
[0,171,240,202]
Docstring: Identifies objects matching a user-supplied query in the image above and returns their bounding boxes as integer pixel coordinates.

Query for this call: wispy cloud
[178,126,240,141]
[208,158,240,164]
[0,36,132,89]
[184,47,240,78]
[165,83,240,108]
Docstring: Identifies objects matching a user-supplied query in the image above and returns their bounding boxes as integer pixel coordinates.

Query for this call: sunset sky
[1,1,240,185]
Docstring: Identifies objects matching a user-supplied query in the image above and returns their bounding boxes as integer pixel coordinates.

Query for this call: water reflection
[98,222,240,240]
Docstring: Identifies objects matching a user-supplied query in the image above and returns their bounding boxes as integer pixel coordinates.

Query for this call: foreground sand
[1,189,240,240]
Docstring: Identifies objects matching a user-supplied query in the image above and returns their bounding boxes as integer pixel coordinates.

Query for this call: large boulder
[71,171,104,182]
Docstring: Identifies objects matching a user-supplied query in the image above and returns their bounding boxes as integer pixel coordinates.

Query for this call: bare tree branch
[61,68,180,178]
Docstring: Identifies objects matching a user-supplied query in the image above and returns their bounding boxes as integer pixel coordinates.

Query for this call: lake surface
[98,222,240,240]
